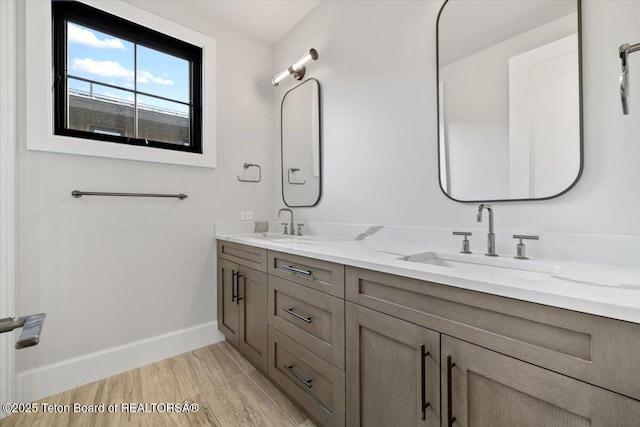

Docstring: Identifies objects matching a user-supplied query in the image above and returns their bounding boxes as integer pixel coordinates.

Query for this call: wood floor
[1,341,315,427]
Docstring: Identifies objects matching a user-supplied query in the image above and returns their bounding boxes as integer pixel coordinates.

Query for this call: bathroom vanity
[216,235,640,427]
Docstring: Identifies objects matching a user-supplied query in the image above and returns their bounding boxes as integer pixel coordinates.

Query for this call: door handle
[0,313,46,349]
[231,270,237,302]
[421,345,431,420]
[236,272,244,305]
[447,355,457,427]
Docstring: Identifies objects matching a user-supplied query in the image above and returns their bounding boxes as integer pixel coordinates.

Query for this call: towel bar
[72,190,187,200]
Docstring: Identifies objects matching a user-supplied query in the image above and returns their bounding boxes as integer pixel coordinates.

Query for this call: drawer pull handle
[283,307,312,323]
[281,265,313,278]
[283,364,313,388]
[421,345,431,420]
[447,355,456,427]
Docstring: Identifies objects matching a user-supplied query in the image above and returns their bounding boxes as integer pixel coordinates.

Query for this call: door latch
[0,313,46,349]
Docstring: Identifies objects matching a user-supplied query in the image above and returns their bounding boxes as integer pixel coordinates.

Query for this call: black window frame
[52,0,203,154]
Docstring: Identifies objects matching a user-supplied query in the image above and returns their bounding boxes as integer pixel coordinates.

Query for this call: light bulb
[271,69,290,86]
[271,49,319,86]
[291,48,318,71]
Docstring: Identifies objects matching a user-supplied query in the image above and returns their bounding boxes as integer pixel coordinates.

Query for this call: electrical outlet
[240,211,254,220]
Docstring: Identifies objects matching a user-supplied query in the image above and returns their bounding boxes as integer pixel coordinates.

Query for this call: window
[52,0,203,154]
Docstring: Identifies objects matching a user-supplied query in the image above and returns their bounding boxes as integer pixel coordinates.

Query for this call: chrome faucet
[477,204,498,257]
[278,208,295,235]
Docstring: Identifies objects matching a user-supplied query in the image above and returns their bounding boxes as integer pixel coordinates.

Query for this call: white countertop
[216,227,640,324]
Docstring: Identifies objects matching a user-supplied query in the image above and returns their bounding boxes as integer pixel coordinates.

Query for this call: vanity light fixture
[620,42,640,114]
[271,48,319,86]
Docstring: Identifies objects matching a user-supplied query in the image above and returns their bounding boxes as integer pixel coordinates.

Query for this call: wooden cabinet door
[238,266,268,372]
[217,258,240,346]
[442,335,640,427]
[346,302,440,427]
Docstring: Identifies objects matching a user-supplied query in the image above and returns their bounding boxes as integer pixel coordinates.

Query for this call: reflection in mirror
[281,78,321,207]
[437,0,582,202]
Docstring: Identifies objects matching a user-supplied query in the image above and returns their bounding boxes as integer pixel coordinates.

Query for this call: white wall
[273,0,640,236]
[15,0,275,399]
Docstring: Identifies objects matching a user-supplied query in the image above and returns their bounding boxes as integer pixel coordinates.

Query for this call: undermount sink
[247,233,339,243]
[402,251,561,280]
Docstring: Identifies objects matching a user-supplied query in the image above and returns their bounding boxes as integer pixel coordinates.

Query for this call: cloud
[68,23,125,49]
[137,70,173,86]
[71,58,174,87]
[152,76,174,86]
[71,58,134,80]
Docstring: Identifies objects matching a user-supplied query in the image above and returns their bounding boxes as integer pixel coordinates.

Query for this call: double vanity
[215,0,637,425]
[216,224,640,427]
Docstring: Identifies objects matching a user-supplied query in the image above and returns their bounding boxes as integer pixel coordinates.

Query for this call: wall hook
[619,42,640,115]
[237,163,261,183]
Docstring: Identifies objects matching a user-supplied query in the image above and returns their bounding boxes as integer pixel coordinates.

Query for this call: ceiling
[181,0,322,44]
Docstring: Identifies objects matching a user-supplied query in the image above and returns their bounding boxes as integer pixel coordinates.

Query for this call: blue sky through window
[66,22,189,115]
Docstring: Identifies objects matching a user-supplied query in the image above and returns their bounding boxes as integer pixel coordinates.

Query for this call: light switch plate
[240,211,254,220]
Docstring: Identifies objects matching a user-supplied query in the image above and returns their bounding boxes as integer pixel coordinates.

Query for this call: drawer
[268,251,344,297]
[268,276,345,369]
[346,266,640,401]
[217,240,267,272]
[268,327,345,427]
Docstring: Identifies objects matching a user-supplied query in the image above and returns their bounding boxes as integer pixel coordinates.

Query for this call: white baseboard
[17,321,224,403]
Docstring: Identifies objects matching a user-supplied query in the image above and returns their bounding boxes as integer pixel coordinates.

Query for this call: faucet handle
[513,234,539,259]
[296,224,304,236]
[281,223,289,235]
[513,234,539,241]
[453,231,472,254]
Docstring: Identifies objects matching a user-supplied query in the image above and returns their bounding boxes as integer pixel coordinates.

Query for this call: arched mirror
[437,0,582,202]
[281,78,322,207]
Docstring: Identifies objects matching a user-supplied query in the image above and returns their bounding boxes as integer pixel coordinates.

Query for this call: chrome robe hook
[619,42,640,115]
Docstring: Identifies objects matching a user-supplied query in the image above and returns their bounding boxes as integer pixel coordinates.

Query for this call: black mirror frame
[280,78,323,208]
[435,0,584,203]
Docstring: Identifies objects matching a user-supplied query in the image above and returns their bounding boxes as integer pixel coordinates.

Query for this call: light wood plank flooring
[1,341,314,427]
